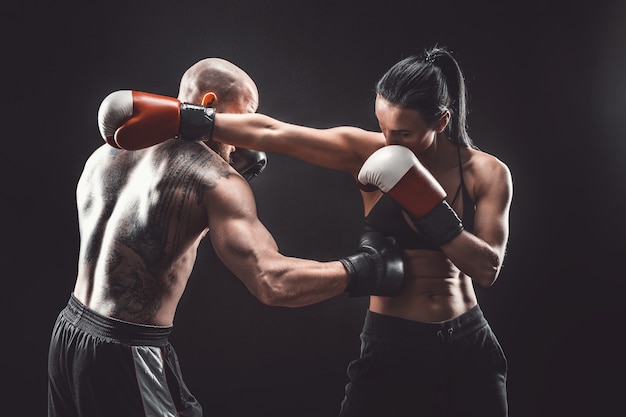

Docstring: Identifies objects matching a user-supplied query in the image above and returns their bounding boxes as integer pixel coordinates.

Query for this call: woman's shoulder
[464,147,513,196]
[466,147,511,175]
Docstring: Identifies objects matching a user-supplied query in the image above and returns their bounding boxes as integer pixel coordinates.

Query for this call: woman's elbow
[473,254,503,288]
[474,266,500,288]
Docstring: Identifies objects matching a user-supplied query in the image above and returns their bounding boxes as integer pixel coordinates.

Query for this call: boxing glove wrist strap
[340,254,374,297]
[179,103,216,141]
[340,247,403,298]
[411,201,464,246]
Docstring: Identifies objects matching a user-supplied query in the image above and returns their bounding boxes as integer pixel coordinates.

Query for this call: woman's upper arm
[267,124,380,172]
[472,156,514,259]
[214,113,381,174]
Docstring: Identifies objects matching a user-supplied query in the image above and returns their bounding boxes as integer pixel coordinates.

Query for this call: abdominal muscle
[369,248,478,323]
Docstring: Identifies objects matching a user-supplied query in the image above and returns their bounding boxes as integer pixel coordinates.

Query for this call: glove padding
[97,90,217,150]
[230,148,267,181]
[340,232,404,297]
[358,145,463,246]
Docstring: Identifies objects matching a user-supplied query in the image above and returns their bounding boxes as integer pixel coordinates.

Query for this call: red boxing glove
[97,90,181,150]
[358,145,463,246]
[97,90,216,150]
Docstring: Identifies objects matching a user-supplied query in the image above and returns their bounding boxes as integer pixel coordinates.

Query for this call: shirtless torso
[73,140,226,326]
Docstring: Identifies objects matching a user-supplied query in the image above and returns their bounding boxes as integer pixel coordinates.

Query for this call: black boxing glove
[179,102,216,141]
[230,148,267,181]
[340,232,404,297]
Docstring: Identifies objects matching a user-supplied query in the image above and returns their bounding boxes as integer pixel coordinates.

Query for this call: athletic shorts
[48,295,202,417]
[339,305,508,417]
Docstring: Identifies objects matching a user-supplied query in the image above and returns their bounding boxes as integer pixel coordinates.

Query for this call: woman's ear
[201,92,217,107]
[436,110,451,133]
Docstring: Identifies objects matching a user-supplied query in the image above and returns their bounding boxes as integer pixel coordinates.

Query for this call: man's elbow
[253,273,292,307]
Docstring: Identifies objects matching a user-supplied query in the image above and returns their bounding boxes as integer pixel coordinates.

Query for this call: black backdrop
[4,1,625,416]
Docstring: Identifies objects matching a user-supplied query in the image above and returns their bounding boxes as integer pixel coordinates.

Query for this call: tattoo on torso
[79,145,230,322]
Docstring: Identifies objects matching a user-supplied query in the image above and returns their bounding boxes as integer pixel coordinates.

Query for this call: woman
[214,46,512,417]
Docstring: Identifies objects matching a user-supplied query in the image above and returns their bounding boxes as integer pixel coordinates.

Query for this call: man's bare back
[73,139,227,325]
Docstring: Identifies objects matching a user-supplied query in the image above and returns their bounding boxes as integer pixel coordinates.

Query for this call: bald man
[47,58,404,417]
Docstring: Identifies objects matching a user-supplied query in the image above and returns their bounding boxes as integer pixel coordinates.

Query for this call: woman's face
[374,95,440,153]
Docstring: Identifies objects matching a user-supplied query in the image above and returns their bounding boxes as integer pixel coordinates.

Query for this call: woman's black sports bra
[364,146,475,250]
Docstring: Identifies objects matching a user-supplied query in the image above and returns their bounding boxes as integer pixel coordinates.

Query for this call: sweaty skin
[73,140,349,326]
[73,141,221,324]
[212,98,513,323]
[73,59,351,326]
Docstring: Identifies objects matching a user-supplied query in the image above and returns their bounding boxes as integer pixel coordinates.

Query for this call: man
[47,58,403,417]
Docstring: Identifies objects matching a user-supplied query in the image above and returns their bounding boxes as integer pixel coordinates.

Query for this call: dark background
[3,1,625,416]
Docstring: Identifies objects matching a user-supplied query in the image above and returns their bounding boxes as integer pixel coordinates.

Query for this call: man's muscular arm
[204,164,404,305]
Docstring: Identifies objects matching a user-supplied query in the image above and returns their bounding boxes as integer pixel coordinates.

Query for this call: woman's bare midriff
[369,248,478,323]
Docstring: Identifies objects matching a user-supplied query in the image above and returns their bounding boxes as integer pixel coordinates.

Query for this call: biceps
[209,215,279,277]
[473,194,512,255]
[474,163,513,249]
[204,176,279,276]
[269,125,369,173]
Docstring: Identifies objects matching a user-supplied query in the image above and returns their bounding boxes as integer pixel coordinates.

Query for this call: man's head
[178,58,258,113]
[178,58,259,160]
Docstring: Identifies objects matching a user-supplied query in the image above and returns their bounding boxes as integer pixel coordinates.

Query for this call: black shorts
[48,295,202,417]
[339,305,508,417]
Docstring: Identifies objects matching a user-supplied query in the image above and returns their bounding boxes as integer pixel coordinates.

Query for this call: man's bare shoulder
[80,140,236,201]
[150,140,234,187]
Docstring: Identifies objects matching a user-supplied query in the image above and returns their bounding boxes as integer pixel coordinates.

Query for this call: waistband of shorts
[62,294,172,346]
[364,304,488,342]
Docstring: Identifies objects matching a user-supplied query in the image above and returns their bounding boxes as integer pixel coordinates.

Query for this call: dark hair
[375,46,475,148]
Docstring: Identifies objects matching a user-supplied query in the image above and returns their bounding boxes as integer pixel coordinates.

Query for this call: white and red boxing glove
[358,145,464,246]
[97,90,216,150]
